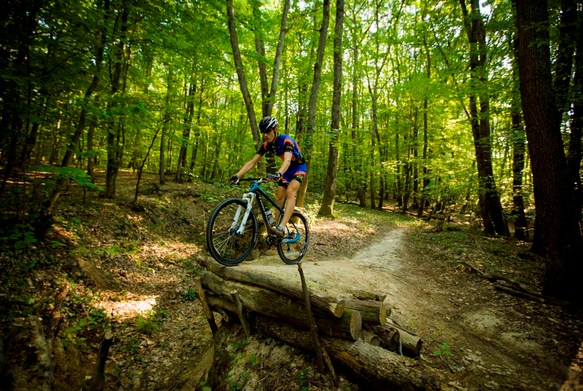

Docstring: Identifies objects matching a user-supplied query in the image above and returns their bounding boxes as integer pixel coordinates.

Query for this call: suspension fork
[233,192,256,235]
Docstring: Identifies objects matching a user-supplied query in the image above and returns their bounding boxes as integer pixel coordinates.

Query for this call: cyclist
[230,116,307,237]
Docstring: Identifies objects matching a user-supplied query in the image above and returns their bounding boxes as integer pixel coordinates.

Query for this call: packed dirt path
[233,226,583,390]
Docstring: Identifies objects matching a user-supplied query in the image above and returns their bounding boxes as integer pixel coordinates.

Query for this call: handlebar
[231,177,277,185]
[237,177,265,182]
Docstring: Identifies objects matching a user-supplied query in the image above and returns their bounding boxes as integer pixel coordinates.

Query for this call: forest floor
[1,171,583,390]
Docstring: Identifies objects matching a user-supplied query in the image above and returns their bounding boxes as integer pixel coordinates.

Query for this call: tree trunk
[567,0,582,225]
[104,0,130,199]
[515,0,583,301]
[177,76,196,182]
[159,67,174,186]
[319,0,344,218]
[296,0,330,208]
[226,0,260,146]
[40,0,108,220]
[460,0,508,237]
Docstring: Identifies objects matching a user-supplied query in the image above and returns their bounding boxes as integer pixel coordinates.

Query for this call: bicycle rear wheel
[206,198,258,266]
[277,211,309,265]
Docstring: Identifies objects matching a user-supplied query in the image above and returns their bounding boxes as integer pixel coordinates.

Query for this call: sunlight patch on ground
[310,220,375,234]
[140,241,200,261]
[94,293,158,320]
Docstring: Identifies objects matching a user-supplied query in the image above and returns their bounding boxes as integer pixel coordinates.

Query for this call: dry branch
[195,277,218,334]
[91,329,113,391]
[457,261,569,306]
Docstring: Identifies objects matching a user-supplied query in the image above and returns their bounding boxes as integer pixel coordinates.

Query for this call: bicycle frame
[233,178,301,244]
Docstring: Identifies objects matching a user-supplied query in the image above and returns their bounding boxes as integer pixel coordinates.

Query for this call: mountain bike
[206,177,309,266]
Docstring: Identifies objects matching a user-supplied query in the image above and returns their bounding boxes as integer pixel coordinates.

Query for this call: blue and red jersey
[257,134,307,183]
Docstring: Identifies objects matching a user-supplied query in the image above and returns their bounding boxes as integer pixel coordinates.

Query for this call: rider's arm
[236,154,262,178]
[277,151,293,175]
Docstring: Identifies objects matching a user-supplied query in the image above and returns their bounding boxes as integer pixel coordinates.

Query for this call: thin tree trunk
[296,0,330,208]
[177,77,196,182]
[318,0,344,217]
[460,0,508,236]
[510,36,528,241]
[104,0,130,199]
[227,0,260,146]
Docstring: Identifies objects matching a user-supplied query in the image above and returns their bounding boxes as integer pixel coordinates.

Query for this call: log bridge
[194,255,442,390]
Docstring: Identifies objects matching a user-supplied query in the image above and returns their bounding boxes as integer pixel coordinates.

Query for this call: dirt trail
[236,227,581,390]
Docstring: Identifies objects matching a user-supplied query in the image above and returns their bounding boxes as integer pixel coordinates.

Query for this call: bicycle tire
[206,198,258,266]
[277,211,309,265]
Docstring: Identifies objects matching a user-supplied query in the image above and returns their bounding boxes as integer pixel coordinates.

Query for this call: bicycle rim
[277,211,309,264]
[206,198,258,266]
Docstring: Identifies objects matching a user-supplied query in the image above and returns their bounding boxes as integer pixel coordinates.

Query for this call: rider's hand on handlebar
[267,172,281,181]
[229,175,240,184]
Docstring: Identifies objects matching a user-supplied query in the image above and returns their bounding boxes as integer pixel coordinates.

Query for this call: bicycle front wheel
[206,198,258,266]
[277,211,309,265]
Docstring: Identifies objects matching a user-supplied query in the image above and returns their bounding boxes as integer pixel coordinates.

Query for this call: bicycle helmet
[259,116,278,133]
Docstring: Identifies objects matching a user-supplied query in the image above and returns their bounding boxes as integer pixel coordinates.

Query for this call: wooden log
[201,271,361,340]
[383,320,423,357]
[360,330,381,347]
[256,315,442,391]
[314,309,362,341]
[207,295,237,314]
[344,299,390,327]
[196,255,345,317]
[350,290,386,301]
[371,325,400,351]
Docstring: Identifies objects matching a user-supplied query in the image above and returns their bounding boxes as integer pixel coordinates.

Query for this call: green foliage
[119,336,142,355]
[181,288,197,302]
[4,223,38,250]
[28,166,103,191]
[63,307,109,349]
[198,379,213,391]
[433,342,452,357]
[295,368,310,391]
[134,308,167,336]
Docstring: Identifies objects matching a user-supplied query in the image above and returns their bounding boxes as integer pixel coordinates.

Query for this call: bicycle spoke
[206,198,258,266]
[277,211,309,264]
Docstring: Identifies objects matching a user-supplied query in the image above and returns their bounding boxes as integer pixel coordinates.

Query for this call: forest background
[0,0,582,303]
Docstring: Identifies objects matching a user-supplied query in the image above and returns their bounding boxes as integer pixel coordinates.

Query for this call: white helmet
[259,116,278,133]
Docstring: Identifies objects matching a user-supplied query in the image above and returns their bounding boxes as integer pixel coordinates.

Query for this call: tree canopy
[1,0,581,301]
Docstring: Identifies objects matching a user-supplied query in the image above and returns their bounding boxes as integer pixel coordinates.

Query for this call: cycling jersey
[257,134,307,184]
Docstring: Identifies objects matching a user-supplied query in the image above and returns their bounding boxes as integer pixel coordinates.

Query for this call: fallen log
[256,315,442,391]
[360,330,381,347]
[344,299,389,327]
[196,255,345,317]
[369,325,399,351]
[201,271,362,340]
[350,290,386,301]
[381,319,424,357]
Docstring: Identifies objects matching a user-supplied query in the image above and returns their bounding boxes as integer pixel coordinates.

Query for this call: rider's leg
[279,179,300,228]
[274,185,286,221]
